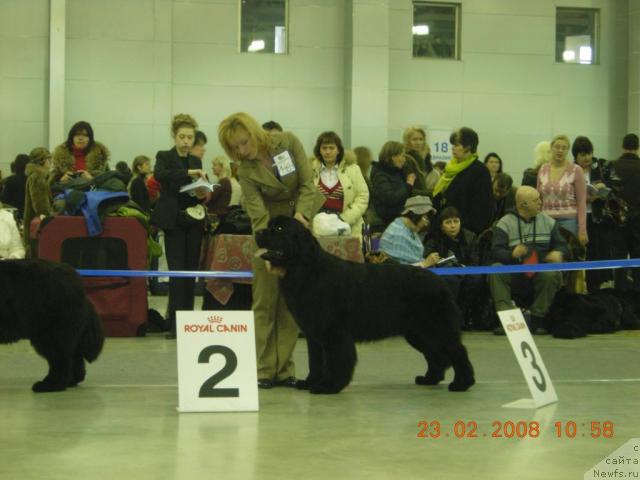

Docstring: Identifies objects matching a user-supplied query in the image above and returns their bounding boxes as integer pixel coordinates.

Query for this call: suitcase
[37,216,148,337]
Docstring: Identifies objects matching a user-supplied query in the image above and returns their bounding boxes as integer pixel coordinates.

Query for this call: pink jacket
[537,162,587,237]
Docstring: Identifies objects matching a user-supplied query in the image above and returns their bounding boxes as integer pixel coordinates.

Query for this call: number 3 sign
[498,309,558,409]
[176,311,259,412]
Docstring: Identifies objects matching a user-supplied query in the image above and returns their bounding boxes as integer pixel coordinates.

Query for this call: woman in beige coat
[218,112,324,389]
[311,131,369,239]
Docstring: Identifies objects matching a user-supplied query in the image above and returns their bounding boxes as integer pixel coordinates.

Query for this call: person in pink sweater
[537,134,588,246]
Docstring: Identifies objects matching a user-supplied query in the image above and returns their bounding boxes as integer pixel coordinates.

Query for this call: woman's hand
[60,172,74,183]
[406,173,416,186]
[78,170,92,180]
[578,233,588,246]
[188,169,207,179]
[423,252,440,268]
[293,212,309,229]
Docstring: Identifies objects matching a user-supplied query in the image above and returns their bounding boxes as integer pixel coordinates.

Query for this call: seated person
[492,172,516,224]
[489,186,568,335]
[423,206,484,328]
[0,205,25,259]
[379,196,435,265]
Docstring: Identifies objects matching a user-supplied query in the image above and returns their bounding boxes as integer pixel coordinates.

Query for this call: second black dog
[255,216,475,394]
[0,259,104,392]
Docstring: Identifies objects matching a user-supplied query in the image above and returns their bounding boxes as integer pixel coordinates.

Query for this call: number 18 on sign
[176,311,258,413]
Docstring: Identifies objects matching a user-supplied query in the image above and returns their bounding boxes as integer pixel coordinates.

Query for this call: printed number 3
[198,345,239,398]
[521,341,546,392]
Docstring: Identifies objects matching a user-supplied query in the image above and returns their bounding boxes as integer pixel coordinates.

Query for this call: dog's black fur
[545,289,640,339]
[255,216,475,394]
[0,259,104,392]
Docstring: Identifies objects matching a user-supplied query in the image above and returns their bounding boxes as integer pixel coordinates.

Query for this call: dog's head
[255,216,319,270]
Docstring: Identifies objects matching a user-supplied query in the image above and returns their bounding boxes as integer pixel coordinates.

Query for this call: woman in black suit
[151,114,207,338]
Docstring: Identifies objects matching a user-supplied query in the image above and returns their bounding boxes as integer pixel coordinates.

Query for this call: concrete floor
[1,297,639,480]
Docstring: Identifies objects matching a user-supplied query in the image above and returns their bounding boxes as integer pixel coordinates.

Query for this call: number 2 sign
[176,311,259,413]
[498,309,558,409]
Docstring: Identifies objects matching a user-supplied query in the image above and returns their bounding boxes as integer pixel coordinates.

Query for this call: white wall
[0,0,632,182]
[387,0,629,181]
[0,0,49,175]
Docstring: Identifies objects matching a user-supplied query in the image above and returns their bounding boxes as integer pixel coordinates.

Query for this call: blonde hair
[171,113,198,137]
[550,134,570,148]
[402,126,431,154]
[212,155,231,179]
[533,141,551,169]
[218,112,270,161]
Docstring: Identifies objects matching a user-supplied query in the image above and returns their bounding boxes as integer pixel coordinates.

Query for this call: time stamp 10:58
[416,420,615,439]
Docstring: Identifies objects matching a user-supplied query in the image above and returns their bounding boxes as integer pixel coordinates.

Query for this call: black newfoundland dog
[0,259,104,392]
[255,216,475,394]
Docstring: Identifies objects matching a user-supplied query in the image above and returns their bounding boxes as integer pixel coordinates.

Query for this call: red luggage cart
[37,216,148,337]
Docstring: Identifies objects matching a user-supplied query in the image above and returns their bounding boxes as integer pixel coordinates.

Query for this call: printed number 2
[198,345,239,398]
[520,341,546,392]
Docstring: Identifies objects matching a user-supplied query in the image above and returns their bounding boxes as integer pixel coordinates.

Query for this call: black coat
[150,147,202,229]
[424,228,479,266]
[370,162,412,226]
[611,153,640,214]
[129,176,151,213]
[433,160,493,235]
[0,174,27,216]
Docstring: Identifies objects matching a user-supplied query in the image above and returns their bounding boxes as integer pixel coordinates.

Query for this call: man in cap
[379,195,436,266]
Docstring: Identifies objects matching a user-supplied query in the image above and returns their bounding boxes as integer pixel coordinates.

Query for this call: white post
[49,0,66,149]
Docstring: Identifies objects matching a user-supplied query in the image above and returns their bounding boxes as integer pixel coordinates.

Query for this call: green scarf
[432,154,477,197]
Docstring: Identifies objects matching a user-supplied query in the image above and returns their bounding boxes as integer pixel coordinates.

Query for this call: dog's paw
[32,380,67,393]
[309,382,344,394]
[415,373,444,386]
[447,377,475,392]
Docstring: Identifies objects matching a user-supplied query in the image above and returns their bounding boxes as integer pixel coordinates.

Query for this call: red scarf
[72,145,87,172]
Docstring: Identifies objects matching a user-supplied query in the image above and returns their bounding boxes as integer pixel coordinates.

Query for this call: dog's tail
[79,300,105,362]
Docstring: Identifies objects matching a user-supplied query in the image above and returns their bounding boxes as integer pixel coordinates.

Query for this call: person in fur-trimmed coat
[311,132,369,239]
[51,121,110,185]
[23,148,54,256]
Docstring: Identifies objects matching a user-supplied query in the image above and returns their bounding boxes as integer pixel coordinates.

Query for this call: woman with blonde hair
[537,135,587,245]
[205,155,242,218]
[218,112,324,389]
[151,114,208,339]
[403,126,439,196]
[522,141,551,187]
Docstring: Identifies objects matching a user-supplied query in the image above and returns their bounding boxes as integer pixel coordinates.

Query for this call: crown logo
[208,315,223,324]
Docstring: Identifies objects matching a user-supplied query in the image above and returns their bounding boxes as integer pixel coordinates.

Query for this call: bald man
[489,186,568,335]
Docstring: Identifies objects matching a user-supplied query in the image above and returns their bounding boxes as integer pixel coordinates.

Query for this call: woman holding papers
[151,114,207,339]
[218,112,324,389]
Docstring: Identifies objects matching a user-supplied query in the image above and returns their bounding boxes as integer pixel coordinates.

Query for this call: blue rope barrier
[77,258,640,279]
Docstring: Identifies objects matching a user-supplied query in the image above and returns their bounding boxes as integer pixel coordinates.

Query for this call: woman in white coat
[0,207,25,259]
[311,131,369,239]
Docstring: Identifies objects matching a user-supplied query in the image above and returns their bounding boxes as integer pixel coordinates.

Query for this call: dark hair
[622,133,639,151]
[434,160,447,171]
[483,152,503,172]
[314,131,345,164]
[194,130,208,146]
[450,127,479,154]
[438,206,461,224]
[571,136,594,159]
[493,172,513,191]
[262,120,283,132]
[378,141,405,167]
[14,154,30,176]
[115,161,131,174]
[65,121,95,152]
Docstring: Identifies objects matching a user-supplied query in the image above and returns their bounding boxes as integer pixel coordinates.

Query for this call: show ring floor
[1,326,639,480]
